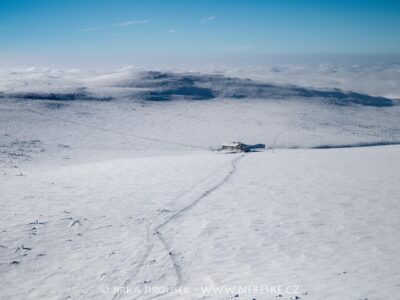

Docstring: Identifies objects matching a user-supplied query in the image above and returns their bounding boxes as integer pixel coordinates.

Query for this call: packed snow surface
[1,66,400,300]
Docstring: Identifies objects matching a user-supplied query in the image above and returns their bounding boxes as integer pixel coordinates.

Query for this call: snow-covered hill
[1,66,400,300]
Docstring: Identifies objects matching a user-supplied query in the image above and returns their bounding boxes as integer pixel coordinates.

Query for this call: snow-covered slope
[1,147,399,300]
[1,67,400,300]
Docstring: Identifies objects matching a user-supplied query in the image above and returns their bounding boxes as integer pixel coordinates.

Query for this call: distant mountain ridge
[0,71,394,107]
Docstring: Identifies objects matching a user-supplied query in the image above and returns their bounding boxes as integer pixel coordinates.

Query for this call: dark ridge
[311,141,400,149]
[128,71,215,101]
[0,88,111,101]
[135,71,394,107]
[0,87,111,101]
[144,86,215,101]
[116,71,196,89]
[279,141,400,149]
[8,92,88,101]
[306,90,392,107]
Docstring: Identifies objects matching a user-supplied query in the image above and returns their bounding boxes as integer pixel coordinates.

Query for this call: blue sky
[1,0,400,58]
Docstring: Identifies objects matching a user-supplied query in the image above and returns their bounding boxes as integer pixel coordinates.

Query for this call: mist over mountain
[0,70,396,107]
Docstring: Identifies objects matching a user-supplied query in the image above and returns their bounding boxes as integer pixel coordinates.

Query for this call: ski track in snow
[149,155,244,300]
[3,101,240,299]
[110,154,244,300]
[80,217,156,300]
[110,217,156,300]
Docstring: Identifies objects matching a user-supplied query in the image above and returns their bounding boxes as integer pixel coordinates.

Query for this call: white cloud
[200,16,216,23]
[113,20,151,27]
[167,29,176,34]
